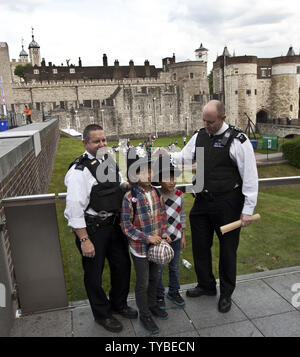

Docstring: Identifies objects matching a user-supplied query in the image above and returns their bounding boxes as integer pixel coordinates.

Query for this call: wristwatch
[79,237,89,243]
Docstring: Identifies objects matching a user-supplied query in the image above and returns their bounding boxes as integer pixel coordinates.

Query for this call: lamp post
[153,97,158,139]
[100,109,105,131]
[186,116,189,136]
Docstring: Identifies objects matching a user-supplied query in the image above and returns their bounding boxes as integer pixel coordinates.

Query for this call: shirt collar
[214,122,229,136]
[84,150,105,161]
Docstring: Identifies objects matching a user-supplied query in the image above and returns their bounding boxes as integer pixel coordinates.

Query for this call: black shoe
[112,306,138,319]
[157,296,166,310]
[167,291,185,306]
[140,315,159,335]
[149,305,168,320]
[95,316,123,333]
[218,296,232,313]
[186,286,217,298]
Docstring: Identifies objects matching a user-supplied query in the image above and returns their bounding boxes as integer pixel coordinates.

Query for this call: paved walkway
[9,266,300,337]
[255,152,287,166]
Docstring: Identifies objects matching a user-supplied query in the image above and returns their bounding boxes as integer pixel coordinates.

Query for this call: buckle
[98,210,110,220]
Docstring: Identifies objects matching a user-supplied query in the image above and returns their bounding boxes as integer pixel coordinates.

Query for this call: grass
[49,135,300,301]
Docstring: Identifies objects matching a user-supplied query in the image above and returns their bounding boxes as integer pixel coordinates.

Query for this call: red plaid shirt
[121,185,168,257]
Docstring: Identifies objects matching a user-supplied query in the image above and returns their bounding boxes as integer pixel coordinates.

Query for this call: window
[36,102,40,111]
[83,100,92,108]
[234,68,239,74]
[189,73,194,79]
[297,66,300,74]
[255,89,257,95]
[170,114,174,124]
[70,68,75,74]
[60,101,65,109]
[173,73,176,80]
[53,68,58,74]
[34,69,39,74]
[149,116,152,125]
[290,105,293,111]
[92,100,100,108]
[235,90,238,95]
[261,68,267,77]
[246,89,251,95]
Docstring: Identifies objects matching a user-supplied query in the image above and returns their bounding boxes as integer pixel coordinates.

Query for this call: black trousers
[189,189,244,297]
[75,224,131,320]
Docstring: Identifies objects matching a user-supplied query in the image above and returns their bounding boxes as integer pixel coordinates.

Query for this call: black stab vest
[195,126,243,194]
[69,153,124,213]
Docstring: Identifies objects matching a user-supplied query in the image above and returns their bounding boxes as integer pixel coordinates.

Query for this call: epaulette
[230,126,247,144]
[69,154,88,171]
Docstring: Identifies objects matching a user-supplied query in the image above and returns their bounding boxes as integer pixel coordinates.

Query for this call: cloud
[0,0,49,12]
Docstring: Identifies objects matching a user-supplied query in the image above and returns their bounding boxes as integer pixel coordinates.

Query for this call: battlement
[12,76,171,89]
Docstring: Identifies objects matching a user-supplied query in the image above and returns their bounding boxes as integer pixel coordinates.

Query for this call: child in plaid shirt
[121,148,171,335]
[152,155,186,309]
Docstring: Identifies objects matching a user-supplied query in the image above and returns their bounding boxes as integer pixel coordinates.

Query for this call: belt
[85,212,120,226]
[197,187,241,202]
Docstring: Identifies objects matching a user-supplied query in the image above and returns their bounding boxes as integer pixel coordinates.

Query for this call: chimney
[103,53,108,67]
[78,57,82,67]
[113,60,121,79]
[41,58,46,66]
[129,60,135,78]
[145,60,150,77]
[48,62,52,67]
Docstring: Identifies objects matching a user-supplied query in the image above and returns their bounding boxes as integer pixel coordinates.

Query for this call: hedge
[281,136,300,168]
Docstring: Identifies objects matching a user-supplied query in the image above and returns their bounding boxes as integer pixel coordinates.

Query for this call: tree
[14,63,32,79]
[14,64,25,78]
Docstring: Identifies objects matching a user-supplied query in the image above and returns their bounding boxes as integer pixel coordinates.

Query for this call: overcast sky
[1,0,300,72]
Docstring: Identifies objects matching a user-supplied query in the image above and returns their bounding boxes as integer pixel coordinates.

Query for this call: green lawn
[49,136,300,301]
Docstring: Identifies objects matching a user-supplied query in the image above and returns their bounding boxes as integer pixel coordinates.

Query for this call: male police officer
[64,124,137,332]
[171,100,258,313]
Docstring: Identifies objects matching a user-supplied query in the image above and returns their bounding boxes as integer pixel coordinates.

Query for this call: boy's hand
[181,236,186,250]
[149,235,162,244]
[162,233,172,243]
[181,230,186,250]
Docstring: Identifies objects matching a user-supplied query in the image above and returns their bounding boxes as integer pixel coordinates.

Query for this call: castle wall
[224,62,257,128]
[256,79,272,117]
[271,63,299,119]
[1,42,209,137]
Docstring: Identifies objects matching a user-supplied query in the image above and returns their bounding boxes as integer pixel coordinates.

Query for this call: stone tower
[28,29,41,67]
[271,47,299,119]
[195,43,208,63]
[19,39,28,63]
[0,42,14,115]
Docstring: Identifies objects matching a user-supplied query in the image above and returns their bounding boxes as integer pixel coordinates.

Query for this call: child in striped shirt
[152,155,186,308]
[121,148,171,335]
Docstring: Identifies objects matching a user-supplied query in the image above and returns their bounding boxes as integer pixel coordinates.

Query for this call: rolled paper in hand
[220,213,261,235]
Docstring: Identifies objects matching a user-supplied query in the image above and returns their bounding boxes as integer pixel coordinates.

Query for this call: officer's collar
[84,151,106,161]
[213,122,229,136]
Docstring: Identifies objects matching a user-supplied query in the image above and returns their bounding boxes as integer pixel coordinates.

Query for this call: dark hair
[83,124,103,141]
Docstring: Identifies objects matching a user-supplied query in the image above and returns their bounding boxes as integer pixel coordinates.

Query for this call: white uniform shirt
[64,151,125,229]
[172,123,258,215]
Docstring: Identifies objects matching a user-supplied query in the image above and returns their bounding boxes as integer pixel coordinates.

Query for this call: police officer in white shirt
[170,100,258,313]
[64,124,137,333]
